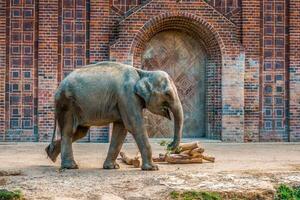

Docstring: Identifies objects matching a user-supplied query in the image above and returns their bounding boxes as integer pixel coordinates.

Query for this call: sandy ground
[0,141,300,199]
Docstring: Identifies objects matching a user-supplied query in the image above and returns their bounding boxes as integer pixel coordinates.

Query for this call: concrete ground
[0,141,300,199]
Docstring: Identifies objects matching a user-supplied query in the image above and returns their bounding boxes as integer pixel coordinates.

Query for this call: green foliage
[159,140,182,154]
[275,184,300,200]
[0,189,23,200]
[170,190,221,200]
[159,140,170,147]
[170,191,180,199]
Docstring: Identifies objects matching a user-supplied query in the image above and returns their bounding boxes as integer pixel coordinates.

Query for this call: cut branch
[165,154,203,164]
[119,152,140,168]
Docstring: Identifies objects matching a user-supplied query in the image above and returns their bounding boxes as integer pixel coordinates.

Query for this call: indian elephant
[45,61,184,170]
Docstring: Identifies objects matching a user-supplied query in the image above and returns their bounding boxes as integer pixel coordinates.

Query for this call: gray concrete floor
[0,141,299,199]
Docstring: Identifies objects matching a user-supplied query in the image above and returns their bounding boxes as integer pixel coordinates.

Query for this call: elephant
[45,61,184,170]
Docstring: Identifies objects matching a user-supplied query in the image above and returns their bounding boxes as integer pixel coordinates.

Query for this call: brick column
[90,0,110,61]
[88,0,111,142]
[242,0,261,142]
[0,0,6,140]
[289,0,300,141]
[38,1,59,141]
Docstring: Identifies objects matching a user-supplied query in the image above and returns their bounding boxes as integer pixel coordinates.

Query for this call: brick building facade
[0,0,299,142]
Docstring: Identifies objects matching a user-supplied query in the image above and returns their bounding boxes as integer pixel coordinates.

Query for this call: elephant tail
[47,118,57,156]
[51,118,57,144]
[45,117,60,163]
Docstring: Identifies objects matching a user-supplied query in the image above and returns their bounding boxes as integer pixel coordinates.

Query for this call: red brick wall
[242,0,261,142]
[289,0,300,141]
[90,0,110,61]
[0,0,299,142]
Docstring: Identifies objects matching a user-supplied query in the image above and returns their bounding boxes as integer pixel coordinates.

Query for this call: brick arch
[110,6,245,142]
[130,12,224,68]
[129,12,224,139]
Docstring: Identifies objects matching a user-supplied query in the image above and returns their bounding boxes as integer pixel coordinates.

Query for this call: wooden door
[142,30,206,138]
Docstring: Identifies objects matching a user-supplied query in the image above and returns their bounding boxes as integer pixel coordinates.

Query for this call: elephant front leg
[103,122,127,169]
[132,129,158,171]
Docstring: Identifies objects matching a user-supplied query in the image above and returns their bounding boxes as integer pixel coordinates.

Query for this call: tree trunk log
[119,152,141,168]
[200,154,215,163]
[165,154,203,164]
[178,142,199,151]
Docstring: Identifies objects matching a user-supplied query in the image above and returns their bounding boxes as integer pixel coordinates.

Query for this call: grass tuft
[170,190,221,200]
[275,184,300,200]
[0,189,23,200]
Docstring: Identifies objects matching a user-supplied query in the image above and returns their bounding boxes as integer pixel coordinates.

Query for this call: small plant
[170,190,221,200]
[159,140,182,154]
[0,189,23,200]
[170,191,180,199]
[159,140,170,147]
[275,184,300,200]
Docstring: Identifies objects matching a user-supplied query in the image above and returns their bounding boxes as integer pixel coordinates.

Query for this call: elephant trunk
[169,96,184,149]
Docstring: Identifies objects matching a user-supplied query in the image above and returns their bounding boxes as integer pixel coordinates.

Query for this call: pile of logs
[119,142,215,168]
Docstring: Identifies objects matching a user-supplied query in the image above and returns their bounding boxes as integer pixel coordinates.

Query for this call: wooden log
[189,147,205,156]
[165,154,203,164]
[152,154,166,162]
[131,159,141,168]
[180,150,191,155]
[119,152,141,168]
[178,142,199,152]
[200,154,215,163]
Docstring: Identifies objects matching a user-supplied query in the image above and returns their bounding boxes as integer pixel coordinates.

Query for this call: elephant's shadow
[24,163,149,177]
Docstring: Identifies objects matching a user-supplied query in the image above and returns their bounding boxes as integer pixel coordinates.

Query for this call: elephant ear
[134,77,152,104]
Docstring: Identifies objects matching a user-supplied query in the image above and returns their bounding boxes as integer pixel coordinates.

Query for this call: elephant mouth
[162,107,171,120]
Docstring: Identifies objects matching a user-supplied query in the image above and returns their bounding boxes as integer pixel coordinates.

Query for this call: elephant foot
[61,160,79,170]
[103,160,120,169]
[45,140,61,163]
[142,163,159,171]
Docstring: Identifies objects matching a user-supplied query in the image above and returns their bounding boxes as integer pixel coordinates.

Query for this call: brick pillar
[0,0,6,141]
[37,0,59,141]
[242,0,261,142]
[90,0,110,61]
[289,0,300,141]
[88,0,111,142]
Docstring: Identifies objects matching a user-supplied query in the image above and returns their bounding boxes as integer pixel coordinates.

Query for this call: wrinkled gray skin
[45,62,184,171]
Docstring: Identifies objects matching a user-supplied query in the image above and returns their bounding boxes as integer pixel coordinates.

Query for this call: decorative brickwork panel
[0,0,6,140]
[142,30,207,138]
[111,0,141,15]
[60,0,88,79]
[260,0,288,141]
[5,0,37,141]
[207,0,241,17]
[289,0,300,142]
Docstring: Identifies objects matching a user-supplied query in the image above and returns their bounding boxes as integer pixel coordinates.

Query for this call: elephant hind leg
[58,110,79,169]
[46,126,90,163]
[103,122,127,169]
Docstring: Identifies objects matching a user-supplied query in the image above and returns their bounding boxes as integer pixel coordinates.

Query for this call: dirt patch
[0,142,299,199]
[0,170,22,177]
[0,178,7,186]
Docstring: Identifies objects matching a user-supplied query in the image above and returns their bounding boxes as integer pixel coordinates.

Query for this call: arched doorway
[129,14,224,140]
[142,30,206,138]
